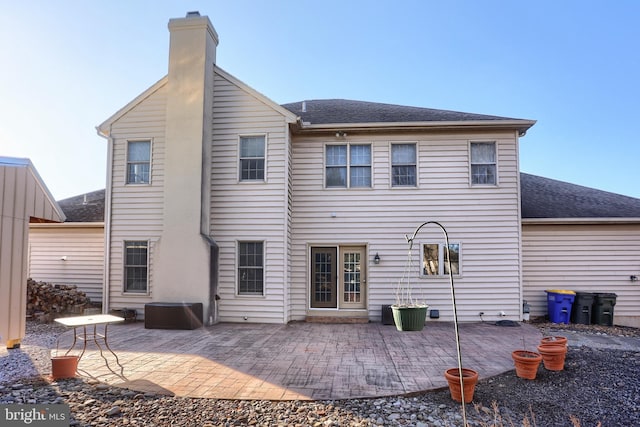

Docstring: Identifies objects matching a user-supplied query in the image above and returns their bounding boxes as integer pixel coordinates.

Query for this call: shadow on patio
[55,321,541,400]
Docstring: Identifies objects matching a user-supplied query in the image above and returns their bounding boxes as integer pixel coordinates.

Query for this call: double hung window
[325,144,371,188]
[124,241,148,293]
[240,136,265,181]
[391,143,417,187]
[238,242,264,295]
[126,141,151,184]
[470,142,497,185]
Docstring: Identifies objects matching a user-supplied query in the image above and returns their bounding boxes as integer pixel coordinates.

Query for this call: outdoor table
[54,314,125,376]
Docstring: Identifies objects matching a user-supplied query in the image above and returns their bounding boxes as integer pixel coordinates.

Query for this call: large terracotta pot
[51,355,79,379]
[444,368,479,403]
[512,350,542,380]
[537,344,568,371]
[540,336,568,347]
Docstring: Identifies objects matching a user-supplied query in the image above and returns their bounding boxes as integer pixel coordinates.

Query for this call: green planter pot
[391,305,428,331]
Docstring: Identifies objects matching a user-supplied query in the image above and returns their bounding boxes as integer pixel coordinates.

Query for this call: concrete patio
[54,321,542,400]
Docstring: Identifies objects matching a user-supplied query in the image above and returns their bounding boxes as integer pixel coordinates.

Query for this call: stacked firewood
[26,278,91,319]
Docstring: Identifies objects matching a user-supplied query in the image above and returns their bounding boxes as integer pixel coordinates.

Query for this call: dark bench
[144,302,203,330]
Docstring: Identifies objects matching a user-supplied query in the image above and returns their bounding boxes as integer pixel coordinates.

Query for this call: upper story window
[391,143,417,187]
[470,142,496,185]
[127,140,151,184]
[325,144,371,188]
[238,241,264,296]
[422,243,460,276]
[124,240,149,293]
[239,136,265,181]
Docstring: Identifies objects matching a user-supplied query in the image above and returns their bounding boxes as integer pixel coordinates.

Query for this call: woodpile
[27,278,92,320]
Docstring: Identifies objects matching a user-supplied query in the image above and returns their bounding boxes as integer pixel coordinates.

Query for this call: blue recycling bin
[545,290,576,324]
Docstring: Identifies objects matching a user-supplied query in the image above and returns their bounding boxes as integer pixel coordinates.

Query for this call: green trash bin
[592,293,617,326]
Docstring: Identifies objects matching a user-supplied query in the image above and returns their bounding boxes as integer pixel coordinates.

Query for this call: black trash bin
[571,292,595,325]
[592,293,617,326]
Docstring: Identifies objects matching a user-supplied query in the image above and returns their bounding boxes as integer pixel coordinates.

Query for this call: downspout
[515,129,524,321]
[96,126,114,314]
[282,121,291,325]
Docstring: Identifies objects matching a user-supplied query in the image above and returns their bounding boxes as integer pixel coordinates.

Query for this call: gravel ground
[1,321,639,427]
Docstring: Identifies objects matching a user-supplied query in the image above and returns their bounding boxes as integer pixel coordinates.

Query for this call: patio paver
[54,321,542,400]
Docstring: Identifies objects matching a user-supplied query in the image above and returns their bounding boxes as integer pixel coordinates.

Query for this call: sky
[1,0,639,200]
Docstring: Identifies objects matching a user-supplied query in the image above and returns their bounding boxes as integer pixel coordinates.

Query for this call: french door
[310,246,366,309]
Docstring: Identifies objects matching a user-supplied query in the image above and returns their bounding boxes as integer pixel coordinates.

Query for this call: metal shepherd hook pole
[406,221,468,426]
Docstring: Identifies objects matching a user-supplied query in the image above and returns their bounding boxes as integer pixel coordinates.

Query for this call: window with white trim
[421,243,460,276]
[238,241,264,295]
[470,142,496,185]
[126,140,151,184]
[239,136,265,181]
[325,144,371,188]
[391,143,417,187]
[124,241,148,293]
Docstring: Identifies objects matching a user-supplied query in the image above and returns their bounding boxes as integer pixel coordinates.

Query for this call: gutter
[295,119,537,135]
[96,126,114,314]
[522,217,640,225]
[29,222,105,229]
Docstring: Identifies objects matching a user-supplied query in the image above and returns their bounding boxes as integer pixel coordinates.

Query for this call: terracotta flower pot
[444,368,479,403]
[51,355,79,379]
[537,344,568,371]
[512,350,542,380]
[540,336,567,347]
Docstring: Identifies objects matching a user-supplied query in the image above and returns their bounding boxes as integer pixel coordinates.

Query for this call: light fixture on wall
[374,253,380,264]
[59,256,68,261]
[631,275,638,282]
[335,130,347,138]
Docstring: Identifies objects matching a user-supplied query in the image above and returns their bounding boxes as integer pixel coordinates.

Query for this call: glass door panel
[340,246,366,309]
[310,247,337,308]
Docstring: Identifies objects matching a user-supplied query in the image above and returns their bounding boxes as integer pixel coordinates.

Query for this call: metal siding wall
[1,163,62,346]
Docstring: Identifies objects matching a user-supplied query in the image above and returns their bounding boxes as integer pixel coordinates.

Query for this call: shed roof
[0,156,65,222]
[520,173,640,219]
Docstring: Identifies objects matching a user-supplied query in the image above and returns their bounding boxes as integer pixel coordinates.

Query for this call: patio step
[305,316,369,324]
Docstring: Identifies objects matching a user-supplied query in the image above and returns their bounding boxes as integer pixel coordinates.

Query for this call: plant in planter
[391,230,429,332]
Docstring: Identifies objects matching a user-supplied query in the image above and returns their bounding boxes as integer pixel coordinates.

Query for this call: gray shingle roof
[57,189,105,222]
[281,99,524,125]
[521,173,640,219]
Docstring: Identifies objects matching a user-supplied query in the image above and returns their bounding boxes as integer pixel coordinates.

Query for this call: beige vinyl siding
[106,84,167,313]
[28,224,104,301]
[522,223,640,327]
[210,72,290,323]
[291,131,523,322]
